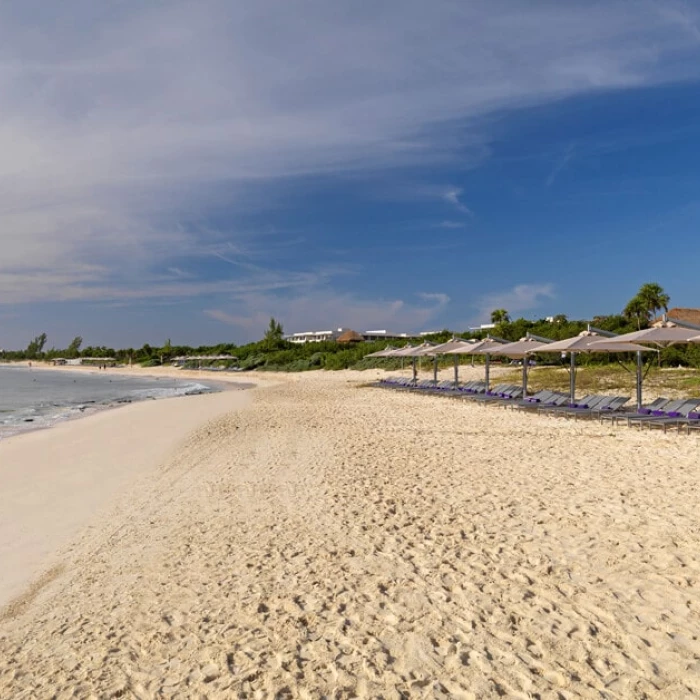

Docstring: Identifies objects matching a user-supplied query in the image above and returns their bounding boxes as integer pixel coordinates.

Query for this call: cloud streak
[546,142,576,187]
[475,283,556,320]
[0,0,699,312]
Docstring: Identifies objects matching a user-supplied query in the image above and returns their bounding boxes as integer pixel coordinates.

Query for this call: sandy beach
[1,368,700,697]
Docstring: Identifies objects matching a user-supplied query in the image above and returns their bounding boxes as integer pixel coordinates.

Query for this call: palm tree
[637,283,670,322]
[490,309,510,325]
[623,296,648,330]
[263,317,285,350]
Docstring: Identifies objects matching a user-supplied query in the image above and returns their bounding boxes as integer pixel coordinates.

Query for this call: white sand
[0,387,253,608]
[1,369,700,698]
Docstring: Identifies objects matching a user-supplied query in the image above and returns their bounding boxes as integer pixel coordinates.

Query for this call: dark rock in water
[24,418,34,422]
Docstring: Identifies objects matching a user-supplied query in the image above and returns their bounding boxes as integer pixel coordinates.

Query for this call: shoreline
[0,363,255,443]
[0,381,256,609]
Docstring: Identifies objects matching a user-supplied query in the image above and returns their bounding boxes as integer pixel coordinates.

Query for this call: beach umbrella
[533,331,652,407]
[377,344,416,380]
[450,338,507,390]
[590,323,699,410]
[386,342,435,382]
[485,337,552,398]
[363,345,397,358]
[590,323,699,348]
[418,338,476,385]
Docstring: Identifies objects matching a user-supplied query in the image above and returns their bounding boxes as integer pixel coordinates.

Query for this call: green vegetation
[490,309,510,324]
[498,364,700,399]
[1,282,696,373]
[623,282,670,329]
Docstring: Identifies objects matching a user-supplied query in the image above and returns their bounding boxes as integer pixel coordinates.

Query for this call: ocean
[0,366,219,439]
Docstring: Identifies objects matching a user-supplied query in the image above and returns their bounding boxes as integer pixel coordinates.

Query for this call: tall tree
[67,336,83,358]
[623,283,670,329]
[25,332,47,359]
[490,309,510,325]
[263,317,285,350]
[637,282,670,322]
[623,296,648,330]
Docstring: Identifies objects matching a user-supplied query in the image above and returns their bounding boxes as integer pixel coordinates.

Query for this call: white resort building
[286,328,418,344]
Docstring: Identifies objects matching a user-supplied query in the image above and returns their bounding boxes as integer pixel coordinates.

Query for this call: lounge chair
[599,397,670,425]
[504,390,558,410]
[473,385,524,403]
[626,399,698,429]
[539,394,605,416]
[514,392,569,412]
[466,383,511,400]
[683,413,700,434]
[642,399,700,432]
[463,383,517,402]
[459,381,488,395]
[573,396,630,420]
[544,395,629,420]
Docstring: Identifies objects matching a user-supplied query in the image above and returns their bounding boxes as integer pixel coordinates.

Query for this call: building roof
[336,330,364,343]
[661,307,700,327]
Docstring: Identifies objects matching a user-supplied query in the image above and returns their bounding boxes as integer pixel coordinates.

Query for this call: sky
[2,0,700,349]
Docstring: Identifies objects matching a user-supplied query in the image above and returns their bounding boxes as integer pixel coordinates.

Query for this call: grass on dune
[498,363,700,398]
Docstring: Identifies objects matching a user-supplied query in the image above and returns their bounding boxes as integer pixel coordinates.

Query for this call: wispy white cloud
[435,220,467,229]
[546,142,576,187]
[417,292,451,307]
[442,187,473,216]
[475,283,556,320]
[655,1,700,41]
[0,0,699,311]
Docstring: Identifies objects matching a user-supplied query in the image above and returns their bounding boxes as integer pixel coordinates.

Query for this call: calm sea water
[0,366,218,439]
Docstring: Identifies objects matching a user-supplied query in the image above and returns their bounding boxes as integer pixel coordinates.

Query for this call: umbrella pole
[522,358,528,399]
[636,350,643,411]
[453,355,459,388]
[433,355,438,383]
[485,353,490,391]
[412,356,417,383]
[570,352,576,404]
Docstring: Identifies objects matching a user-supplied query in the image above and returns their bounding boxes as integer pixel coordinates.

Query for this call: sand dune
[1,372,700,697]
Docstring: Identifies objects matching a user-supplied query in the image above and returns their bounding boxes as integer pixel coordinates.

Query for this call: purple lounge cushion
[666,411,681,418]
[688,412,700,420]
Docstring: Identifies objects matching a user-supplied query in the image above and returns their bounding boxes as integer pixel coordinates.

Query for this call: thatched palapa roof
[336,329,364,343]
[656,307,700,327]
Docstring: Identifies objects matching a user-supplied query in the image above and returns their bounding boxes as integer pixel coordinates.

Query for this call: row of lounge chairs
[600,397,700,433]
[376,376,700,432]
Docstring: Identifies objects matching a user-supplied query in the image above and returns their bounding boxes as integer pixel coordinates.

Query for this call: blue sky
[2,0,700,348]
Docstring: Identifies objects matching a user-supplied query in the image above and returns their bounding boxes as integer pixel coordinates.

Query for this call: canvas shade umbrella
[386,342,435,382]
[485,337,552,399]
[532,331,652,407]
[363,345,397,358]
[448,338,507,390]
[591,322,699,348]
[417,338,476,386]
[377,344,416,380]
[591,323,699,410]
